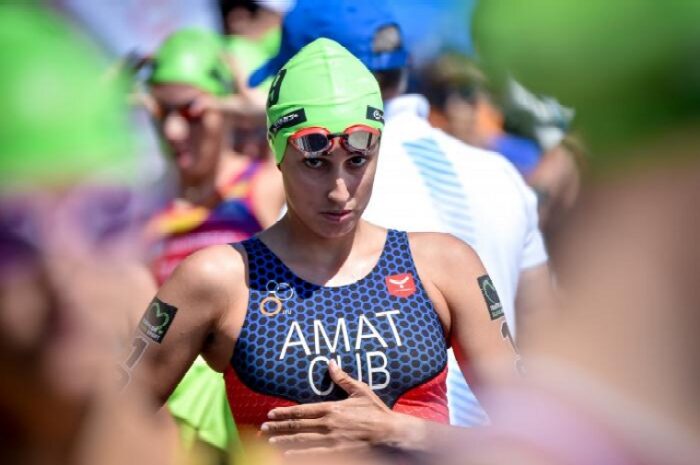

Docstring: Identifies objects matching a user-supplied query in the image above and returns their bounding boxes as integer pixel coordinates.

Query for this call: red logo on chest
[385,273,416,298]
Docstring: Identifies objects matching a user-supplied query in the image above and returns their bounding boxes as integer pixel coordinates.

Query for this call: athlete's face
[280,139,379,239]
[150,84,225,181]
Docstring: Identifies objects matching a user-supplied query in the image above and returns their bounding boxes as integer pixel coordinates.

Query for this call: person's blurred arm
[513,158,557,349]
[217,94,268,123]
[515,263,558,350]
[220,52,268,123]
[527,138,583,234]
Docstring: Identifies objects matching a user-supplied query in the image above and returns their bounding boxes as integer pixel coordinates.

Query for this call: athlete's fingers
[267,402,332,421]
[261,418,328,434]
[328,359,366,395]
[268,432,333,450]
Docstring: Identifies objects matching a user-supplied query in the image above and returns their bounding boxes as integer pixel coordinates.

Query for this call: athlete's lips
[320,209,353,223]
[174,150,194,170]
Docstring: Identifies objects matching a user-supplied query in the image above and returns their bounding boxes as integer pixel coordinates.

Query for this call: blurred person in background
[220,0,291,41]
[219,0,290,79]
[385,0,476,70]
[419,54,582,240]
[144,27,283,286]
[248,0,556,428]
[0,4,166,465]
[120,37,522,458]
[140,27,284,462]
[395,1,700,464]
[218,0,291,160]
[56,0,226,198]
[420,55,542,175]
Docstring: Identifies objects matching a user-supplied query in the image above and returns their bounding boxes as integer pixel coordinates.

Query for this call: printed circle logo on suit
[259,280,294,316]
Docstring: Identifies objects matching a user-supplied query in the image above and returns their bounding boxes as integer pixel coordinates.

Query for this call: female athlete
[122,38,520,454]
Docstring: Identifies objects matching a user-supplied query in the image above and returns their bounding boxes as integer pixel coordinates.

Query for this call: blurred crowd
[1,1,699,465]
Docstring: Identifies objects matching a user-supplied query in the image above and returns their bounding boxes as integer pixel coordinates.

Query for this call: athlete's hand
[261,360,408,456]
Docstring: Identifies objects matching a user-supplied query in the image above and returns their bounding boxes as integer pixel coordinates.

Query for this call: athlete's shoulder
[407,232,484,278]
[164,243,246,300]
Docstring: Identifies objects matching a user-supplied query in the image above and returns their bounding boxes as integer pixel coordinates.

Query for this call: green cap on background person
[150,28,232,96]
[225,28,281,91]
[0,4,136,190]
[474,0,700,170]
[265,38,384,164]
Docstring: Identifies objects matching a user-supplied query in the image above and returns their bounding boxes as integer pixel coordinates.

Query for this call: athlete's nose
[327,177,351,205]
[162,113,189,144]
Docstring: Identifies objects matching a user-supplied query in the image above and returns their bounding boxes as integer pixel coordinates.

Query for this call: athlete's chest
[230,231,447,407]
[234,278,446,406]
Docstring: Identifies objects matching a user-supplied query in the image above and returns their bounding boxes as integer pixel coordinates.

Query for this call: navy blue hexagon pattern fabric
[231,229,448,407]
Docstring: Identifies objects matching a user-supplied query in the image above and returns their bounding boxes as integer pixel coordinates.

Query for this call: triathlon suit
[147,161,263,285]
[225,229,449,428]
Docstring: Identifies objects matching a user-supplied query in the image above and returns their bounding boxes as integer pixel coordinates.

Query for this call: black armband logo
[478,274,504,320]
[139,298,178,343]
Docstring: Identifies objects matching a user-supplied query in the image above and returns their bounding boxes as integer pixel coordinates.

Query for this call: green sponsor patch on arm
[139,298,178,343]
[477,274,504,320]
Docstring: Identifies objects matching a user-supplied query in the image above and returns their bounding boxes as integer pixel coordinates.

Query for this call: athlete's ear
[328,359,366,396]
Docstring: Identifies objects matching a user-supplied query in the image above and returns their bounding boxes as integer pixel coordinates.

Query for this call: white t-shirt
[363,94,548,425]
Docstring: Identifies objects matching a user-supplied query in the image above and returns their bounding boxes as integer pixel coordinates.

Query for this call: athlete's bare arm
[118,244,247,406]
[410,232,522,388]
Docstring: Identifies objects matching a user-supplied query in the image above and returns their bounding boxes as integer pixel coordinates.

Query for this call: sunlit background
[1,1,698,464]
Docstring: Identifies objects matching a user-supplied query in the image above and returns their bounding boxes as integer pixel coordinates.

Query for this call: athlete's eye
[347,155,368,168]
[303,157,325,169]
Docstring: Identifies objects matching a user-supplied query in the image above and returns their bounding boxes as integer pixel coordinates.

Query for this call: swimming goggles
[289,124,381,158]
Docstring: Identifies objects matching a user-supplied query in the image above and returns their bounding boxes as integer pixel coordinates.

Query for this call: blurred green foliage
[474,0,700,168]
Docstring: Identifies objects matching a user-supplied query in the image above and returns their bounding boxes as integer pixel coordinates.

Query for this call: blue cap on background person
[248,0,408,86]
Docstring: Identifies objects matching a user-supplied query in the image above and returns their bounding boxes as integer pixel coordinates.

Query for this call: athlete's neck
[263,215,384,287]
[177,150,244,208]
[283,212,360,261]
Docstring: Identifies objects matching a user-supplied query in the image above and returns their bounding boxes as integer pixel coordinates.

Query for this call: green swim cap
[225,27,281,92]
[266,38,384,164]
[0,5,136,190]
[150,28,232,96]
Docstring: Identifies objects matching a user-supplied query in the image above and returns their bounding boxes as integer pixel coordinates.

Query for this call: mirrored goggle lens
[294,133,330,153]
[346,130,377,151]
